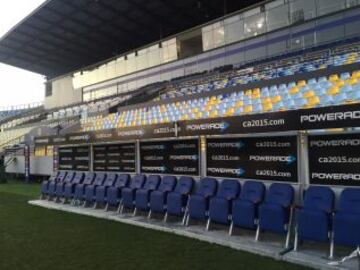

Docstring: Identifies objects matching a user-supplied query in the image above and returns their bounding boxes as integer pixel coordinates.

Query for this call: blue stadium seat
[120,175,146,213]
[84,173,107,206]
[166,176,194,223]
[149,176,177,219]
[333,188,360,257]
[257,183,294,247]
[94,173,118,209]
[54,171,76,200]
[186,178,218,226]
[47,171,67,198]
[230,181,265,235]
[63,172,85,202]
[40,171,59,198]
[208,179,240,229]
[106,174,130,209]
[294,186,335,256]
[134,175,161,215]
[73,172,96,203]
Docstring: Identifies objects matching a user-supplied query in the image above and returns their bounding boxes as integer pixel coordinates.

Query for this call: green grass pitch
[0,180,311,270]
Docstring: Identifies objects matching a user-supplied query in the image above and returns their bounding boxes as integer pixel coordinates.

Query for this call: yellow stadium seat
[263,103,273,111]
[307,96,320,107]
[290,87,299,95]
[244,105,252,113]
[271,95,282,103]
[327,86,340,95]
[347,78,358,85]
[297,80,306,87]
[303,90,315,98]
[329,74,339,82]
[352,71,360,79]
[252,88,260,94]
[335,80,345,87]
[262,98,272,104]
[236,101,244,107]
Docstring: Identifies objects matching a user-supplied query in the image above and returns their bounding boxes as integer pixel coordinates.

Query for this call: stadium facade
[1,0,360,269]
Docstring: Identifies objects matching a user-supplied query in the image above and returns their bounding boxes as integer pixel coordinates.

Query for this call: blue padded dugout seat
[63,172,85,201]
[121,175,146,212]
[94,173,118,207]
[84,173,106,205]
[208,179,240,229]
[41,171,59,198]
[106,174,131,208]
[230,181,265,235]
[134,175,161,215]
[74,172,96,202]
[149,176,177,218]
[165,176,194,222]
[295,186,334,255]
[55,171,76,199]
[257,183,294,247]
[48,171,67,198]
[186,177,217,225]
[333,188,360,256]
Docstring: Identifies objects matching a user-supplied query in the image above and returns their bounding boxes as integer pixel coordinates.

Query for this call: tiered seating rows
[81,70,360,131]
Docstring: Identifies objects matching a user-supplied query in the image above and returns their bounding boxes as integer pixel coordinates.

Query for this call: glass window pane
[290,0,316,23]
[316,0,346,16]
[225,15,244,44]
[266,4,289,31]
[202,28,213,51]
[213,23,225,48]
[244,13,266,38]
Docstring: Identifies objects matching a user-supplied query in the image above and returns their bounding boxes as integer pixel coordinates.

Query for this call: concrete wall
[5,156,53,176]
[44,75,82,110]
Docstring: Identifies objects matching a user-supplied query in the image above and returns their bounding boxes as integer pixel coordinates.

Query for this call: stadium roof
[0,0,262,78]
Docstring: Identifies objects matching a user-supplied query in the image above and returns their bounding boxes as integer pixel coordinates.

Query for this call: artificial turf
[0,180,312,270]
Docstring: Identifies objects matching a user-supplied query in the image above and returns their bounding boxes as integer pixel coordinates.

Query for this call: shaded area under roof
[0,0,262,78]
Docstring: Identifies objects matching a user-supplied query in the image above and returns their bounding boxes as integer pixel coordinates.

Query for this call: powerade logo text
[207,141,244,149]
[141,145,165,150]
[301,111,360,123]
[249,155,296,164]
[169,155,198,161]
[68,134,90,141]
[312,173,360,181]
[142,166,166,172]
[310,139,360,147]
[118,129,144,137]
[186,122,229,132]
[208,167,245,176]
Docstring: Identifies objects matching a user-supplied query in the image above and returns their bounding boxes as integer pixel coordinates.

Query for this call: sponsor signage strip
[93,143,136,173]
[35,104,360,145]
[206,136,298,182]
[179,103,360,136]
[308,133,360,186]
[58,146,90,171]
[140,139,199,176]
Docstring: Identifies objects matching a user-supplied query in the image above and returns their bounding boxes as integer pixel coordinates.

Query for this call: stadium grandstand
[0,0,360,269]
